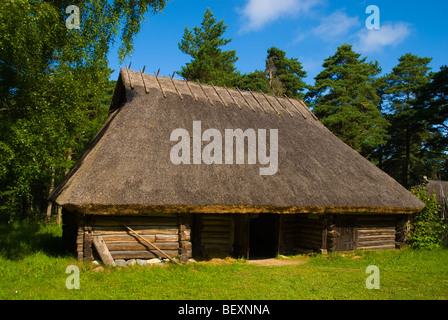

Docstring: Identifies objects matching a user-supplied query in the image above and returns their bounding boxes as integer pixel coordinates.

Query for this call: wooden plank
[358,227,395,231]
[357,244,395,250]
[358,234,395,240]
[110,250,179,259]
[92,235,116,266]
[201,215,231,221]
[156,234,180,242]
[358,239,395,246]
[93,226,179,234]
[201,237,231,245]
[201,225,232,232]
[105,242,179,251]
[200,219,231,226]
[101,234,180,243]
[358,229,395,235]
[200,231,230,238]
[93,215,178,224]
[297,233,323,242]
[102,234,156,243]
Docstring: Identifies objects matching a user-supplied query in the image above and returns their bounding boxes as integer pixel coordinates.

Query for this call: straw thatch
[426,180,448,203]
[426,180,447,218]
[49,68,424,215]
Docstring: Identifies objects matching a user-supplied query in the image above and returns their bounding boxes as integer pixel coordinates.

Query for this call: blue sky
[108,0,447,85]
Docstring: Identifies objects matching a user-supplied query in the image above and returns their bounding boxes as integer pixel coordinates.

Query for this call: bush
[409,187,446,249]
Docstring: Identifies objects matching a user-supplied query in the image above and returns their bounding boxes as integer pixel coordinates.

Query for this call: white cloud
[356,21,412,53]
[310,10,360,41]
[294,10,359,43]
[238,0,321,32]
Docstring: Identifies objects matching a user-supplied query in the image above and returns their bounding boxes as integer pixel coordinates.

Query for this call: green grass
[0,223,447,300]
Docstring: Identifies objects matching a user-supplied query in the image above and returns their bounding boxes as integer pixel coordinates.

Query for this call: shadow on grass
[0,222,70,260]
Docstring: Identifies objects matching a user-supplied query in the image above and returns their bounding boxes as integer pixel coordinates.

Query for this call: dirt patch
[246,257,309,267]
[195,256,309,267]
[197,257,239,265]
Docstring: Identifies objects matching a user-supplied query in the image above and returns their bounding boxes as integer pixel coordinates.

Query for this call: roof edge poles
[297,99,318,120]
[211,82,228,108]
[185,79,198,102]
[170,72,183,100]
[224,85,241,109]
[236,87,255,112]
[284,94,307,119]
[154,69,166,98]
[140,66,149,94]
[126,63,134,90]
[260,91,280,115]
[197,81,214,106]
[249,89,268,114]
[272,92,293,117]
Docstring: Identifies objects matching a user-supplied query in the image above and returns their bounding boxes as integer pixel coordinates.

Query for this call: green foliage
[265,47,309,99]
[0,0,166,221]
[414,66,448,180]
[409,187,445,249]
[177,8,238,85]
[307,44,389,159]
[232,70,269,92]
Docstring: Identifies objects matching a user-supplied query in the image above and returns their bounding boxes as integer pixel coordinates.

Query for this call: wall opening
[249,213,278,258]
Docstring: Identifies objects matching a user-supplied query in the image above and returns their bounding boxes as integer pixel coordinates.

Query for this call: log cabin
[49,68,425,264]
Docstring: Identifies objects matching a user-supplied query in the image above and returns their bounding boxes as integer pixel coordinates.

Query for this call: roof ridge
[120,68,318,120]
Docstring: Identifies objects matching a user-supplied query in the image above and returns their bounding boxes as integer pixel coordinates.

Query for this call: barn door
[335,217,356,251]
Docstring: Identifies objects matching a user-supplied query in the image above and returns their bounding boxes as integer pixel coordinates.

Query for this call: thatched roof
[426,180,448,205]
[49,68,424,215]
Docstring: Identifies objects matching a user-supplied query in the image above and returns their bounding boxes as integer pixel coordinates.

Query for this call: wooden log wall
[279,214,324,254]
[278,215,296,254]
[76,214,192,261]
[326,214,400,252]
[278,214,401,254]
[295,215,324,251]
[198,214,234,259]
[355,215,397,250]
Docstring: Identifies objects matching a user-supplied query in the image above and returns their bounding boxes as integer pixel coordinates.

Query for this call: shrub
[409,187,445,249]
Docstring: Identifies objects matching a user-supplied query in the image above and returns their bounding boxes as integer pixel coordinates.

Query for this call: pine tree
[265,47,309,99]
[382,53,433,187]
[177,8,238,85]
[307,43,389,159]
[414,65,448,180]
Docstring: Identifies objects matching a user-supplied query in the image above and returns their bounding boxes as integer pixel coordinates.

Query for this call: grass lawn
[0,223,447,300]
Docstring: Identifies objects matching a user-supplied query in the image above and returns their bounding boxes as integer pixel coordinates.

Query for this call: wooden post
[326,215,337,253]
[277,215,284,255]
[322,216,328,252]
[83,226,94,262]
[92,234,116,266]
[233,215,250,259]
[178,214,191,263]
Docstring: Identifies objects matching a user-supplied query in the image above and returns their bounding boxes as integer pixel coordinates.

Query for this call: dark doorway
[249,213,278,258]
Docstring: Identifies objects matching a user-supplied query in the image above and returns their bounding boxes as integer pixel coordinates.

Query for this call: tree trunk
[45,167,55,223]
[56,148,72,225]
[404,127,411,188]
